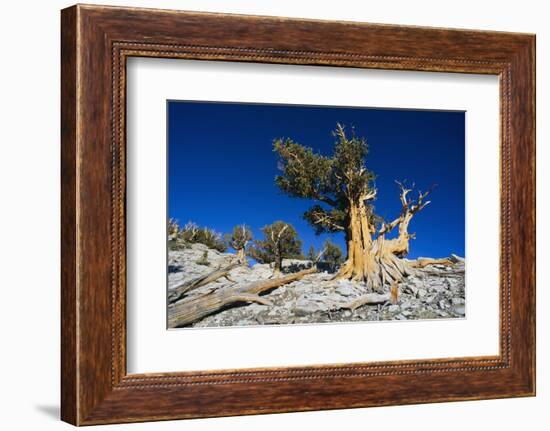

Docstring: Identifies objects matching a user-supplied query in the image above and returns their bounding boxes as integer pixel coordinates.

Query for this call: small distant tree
[168,218,180,241]
[248,221,302,275]
[200,228,227,252]
[225,224,253,263]
[179,221,200,243]
[196,250,210,266]
[322,239,343,271]
[306,245,316,262]
[179,221,227,252]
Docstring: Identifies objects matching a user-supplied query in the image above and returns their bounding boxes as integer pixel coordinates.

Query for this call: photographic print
[167,101,465,329]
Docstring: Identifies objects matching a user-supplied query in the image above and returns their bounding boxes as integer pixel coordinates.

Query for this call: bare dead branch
[409,257,453,268]
[168,266,317,327]
[168,261,241,304]
[314,247,327,263]
[309,209,345,231]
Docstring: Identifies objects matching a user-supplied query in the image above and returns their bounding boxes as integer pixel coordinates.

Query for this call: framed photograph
[61,4,535,425]
[164,101,467,330]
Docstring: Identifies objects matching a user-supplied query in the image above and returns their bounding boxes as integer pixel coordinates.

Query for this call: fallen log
[168,266,317,327]
[341,293,391,311]
[168,261,242,304]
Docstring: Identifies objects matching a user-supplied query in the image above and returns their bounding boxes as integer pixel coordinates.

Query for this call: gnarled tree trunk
[335,183,451,291]
[336,198,377,284]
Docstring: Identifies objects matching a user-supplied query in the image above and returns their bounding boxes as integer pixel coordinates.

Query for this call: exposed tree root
[332,183,457,291]
[168,266,317,327]
[168,261,241,304]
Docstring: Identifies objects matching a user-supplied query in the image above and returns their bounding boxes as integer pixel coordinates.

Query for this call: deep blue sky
[168,101,465,259]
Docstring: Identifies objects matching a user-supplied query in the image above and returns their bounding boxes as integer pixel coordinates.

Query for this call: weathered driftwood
[168,261,241,304]
[341,293,391,311]
[409,257,453,268]
[168,266,317,327]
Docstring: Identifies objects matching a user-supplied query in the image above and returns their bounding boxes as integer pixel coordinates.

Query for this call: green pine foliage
[248,221,302,270]
[273,123,377,234]
[322,239,343,268]
[168,221,227,252]
[225,224,253,251]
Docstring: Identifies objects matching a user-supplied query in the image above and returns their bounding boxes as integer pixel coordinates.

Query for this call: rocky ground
[168,243,465,328]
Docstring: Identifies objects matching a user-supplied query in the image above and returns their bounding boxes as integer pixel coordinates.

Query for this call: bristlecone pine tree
[248,221,302,276]
[274,123,445,291]
[226,224,253,263]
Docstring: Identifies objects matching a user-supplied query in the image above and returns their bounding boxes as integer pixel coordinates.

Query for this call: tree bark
[272,252,283,277]
[335,199,377,285]
[334,184,454,291]
[235,247,247,264]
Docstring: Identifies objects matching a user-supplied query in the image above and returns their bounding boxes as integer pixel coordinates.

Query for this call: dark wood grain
[61,4,535,425]
[60,6,78,425]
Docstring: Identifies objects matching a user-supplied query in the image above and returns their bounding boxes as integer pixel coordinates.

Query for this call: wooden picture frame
[61,4,535,425]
